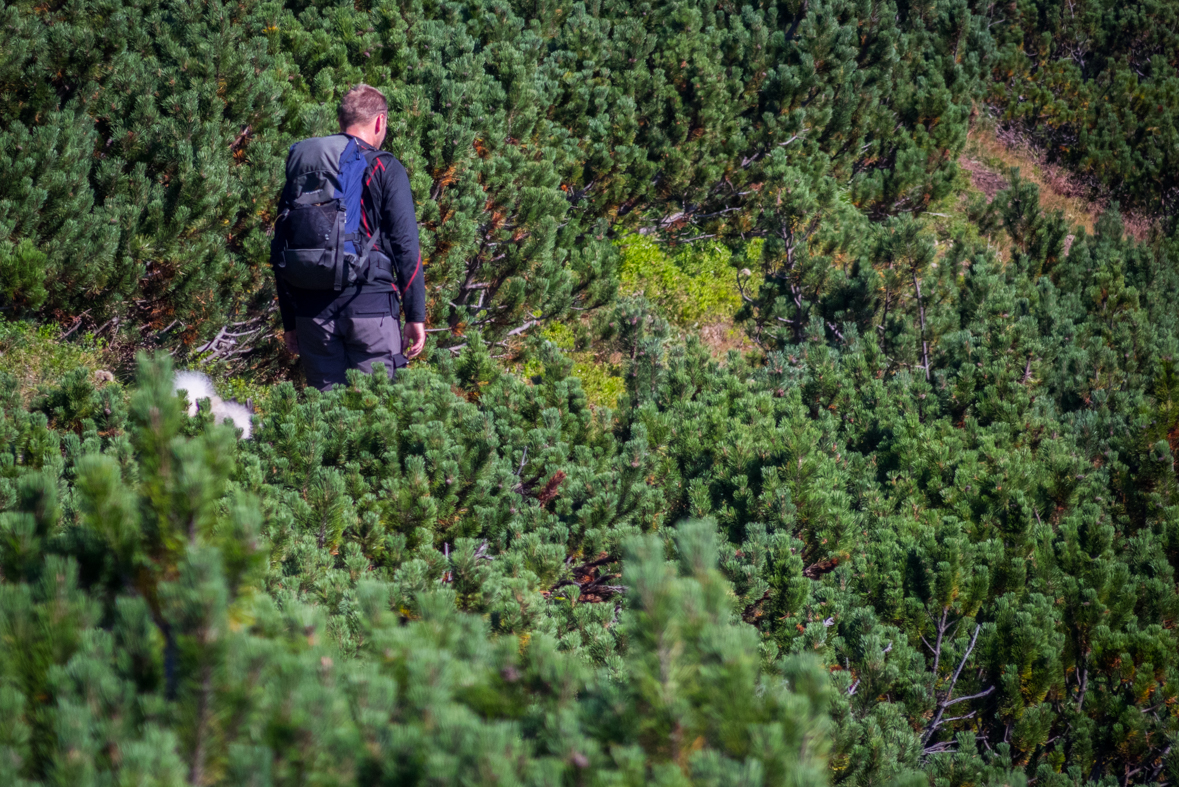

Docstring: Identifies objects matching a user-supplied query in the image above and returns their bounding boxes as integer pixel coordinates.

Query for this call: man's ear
[375,113,385,135]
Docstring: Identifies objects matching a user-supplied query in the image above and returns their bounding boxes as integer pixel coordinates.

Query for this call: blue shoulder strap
[338,136,367,255]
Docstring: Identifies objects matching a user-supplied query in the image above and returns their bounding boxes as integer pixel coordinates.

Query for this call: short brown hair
[338,84,388,129]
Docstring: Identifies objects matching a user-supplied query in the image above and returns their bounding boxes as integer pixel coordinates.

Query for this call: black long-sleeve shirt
[271,135,425,330]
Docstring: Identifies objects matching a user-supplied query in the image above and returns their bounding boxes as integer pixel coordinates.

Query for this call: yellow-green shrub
[617,236,761,326]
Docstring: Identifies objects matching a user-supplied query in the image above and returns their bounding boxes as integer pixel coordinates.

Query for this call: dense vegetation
[988,0,1179,213]
[1,0,993,340]
[5,0,1179,784]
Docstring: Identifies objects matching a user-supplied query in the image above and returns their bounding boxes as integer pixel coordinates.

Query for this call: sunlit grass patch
[0,319,110,404]
[617,235,762,326]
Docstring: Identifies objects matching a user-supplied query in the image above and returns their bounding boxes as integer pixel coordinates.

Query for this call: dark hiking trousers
[296,313,405,391]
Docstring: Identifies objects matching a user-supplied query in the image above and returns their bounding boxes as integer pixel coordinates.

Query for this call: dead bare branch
[922,624,990,752]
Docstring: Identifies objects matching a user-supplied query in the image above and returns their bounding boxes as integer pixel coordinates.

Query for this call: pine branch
[59,309,92,339]
[189,662,213,786]
[922,624,991,751]
[229,124,252,151]
[913,271,930,381]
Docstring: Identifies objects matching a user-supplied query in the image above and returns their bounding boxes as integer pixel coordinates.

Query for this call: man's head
[338,84,388,148]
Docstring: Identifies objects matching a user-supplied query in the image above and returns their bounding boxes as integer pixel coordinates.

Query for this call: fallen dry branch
[742,589,772,624]
[194,314,271,364]
[803,556,841,579]
[547,552,624,603]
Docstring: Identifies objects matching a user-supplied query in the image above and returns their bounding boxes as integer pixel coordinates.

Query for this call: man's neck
[343,129,379,148]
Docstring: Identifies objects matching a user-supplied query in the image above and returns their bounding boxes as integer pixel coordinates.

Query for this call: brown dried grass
[962,126,1156,242]
[963,127,1098,235]
[699,321,757,359]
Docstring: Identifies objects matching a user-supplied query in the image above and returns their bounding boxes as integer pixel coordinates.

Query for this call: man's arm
[374,156,426,357]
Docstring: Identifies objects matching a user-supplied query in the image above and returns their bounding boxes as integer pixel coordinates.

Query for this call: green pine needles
[1,0,991,346]
[0,354,833,785]
[5,0,1179,783]
[5,184,1179,785]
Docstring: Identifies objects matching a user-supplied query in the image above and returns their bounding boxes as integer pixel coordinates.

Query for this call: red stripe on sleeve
[400,254,422,295]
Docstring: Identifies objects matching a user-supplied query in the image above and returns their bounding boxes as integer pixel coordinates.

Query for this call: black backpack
[273,134,391,291]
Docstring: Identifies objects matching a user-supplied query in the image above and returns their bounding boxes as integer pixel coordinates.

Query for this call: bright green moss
[617,236,763,326]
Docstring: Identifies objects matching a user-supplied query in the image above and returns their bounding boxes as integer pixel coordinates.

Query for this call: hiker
[270,84,426,390]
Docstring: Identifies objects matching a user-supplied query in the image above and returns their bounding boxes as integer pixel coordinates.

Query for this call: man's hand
[283,330,299,355]
[402,322,426,359]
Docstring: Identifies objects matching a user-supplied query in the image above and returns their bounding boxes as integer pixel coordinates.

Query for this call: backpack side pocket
[280,248,336,290]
